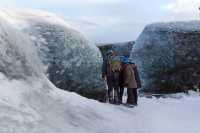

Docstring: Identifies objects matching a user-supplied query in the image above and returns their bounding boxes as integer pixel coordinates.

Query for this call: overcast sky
[1,0,200,43]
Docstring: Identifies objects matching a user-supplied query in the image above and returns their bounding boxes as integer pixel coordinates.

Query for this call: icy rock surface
[98,41,134,58]
[131,21,200,93]
[2,10,104,96]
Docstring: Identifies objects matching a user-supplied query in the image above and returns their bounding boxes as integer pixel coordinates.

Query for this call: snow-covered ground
[130,92,200,133]
[1,75,200,133]
[0,9,200,133]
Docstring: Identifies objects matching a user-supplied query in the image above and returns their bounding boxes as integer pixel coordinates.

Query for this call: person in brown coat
[121,63,138,106]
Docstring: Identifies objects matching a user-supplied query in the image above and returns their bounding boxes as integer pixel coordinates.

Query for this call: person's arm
[133,65,142,88]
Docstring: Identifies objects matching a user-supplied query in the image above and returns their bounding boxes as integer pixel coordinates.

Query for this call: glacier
[1,9,104,97]
[98,41,134,58]
[0,9,200,133]
[131,21,200,93]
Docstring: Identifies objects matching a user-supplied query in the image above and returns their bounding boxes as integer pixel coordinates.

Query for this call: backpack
[109,56,121,72]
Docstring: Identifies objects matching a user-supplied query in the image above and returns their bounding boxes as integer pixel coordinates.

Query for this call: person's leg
[126,89,130,104]
[107,76,113,103]
[132,89,138,105]
[113,81,120,104]
[119,86,124,104]
[113,72,120,104]
[114,87,119,104]
[119,71,124,104]
[127,88,134,104]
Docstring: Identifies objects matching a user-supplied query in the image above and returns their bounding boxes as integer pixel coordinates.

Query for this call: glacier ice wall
[1,9,104,96]
[98,41,134,59]
[131,21,200,93]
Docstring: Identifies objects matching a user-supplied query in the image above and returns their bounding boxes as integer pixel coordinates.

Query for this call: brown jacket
[122,64,137,89]
[132,64,142,88]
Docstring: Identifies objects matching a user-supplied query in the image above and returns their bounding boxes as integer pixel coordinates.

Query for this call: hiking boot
[109,98,113,104]
[118,99,123,104]
[113,99,120,105]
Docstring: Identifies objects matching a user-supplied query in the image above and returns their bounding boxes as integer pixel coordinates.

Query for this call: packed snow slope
[0,10,200,133]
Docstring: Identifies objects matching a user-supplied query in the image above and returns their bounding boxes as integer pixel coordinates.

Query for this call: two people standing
[102,50,141,107]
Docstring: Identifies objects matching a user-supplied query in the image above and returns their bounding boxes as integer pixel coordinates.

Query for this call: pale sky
[1,0,200,43]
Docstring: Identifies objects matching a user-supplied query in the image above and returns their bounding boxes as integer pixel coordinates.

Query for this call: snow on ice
[1,9,104,93]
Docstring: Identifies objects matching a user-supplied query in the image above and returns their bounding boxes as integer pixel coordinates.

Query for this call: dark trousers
[106,76,113,100]
[106,72,120,103]
[119,86,124,103]
[127,88,138,105]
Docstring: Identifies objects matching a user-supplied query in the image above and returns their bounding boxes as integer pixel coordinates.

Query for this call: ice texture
[1,9,104,94]
[131,21,200,93]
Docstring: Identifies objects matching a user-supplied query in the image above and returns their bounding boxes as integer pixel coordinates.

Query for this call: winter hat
[120,56,129,64]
